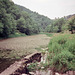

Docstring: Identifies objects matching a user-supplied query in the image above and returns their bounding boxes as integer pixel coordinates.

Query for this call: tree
[54,18,65,32]
[2,13,16,37]
[17,17,26,33]
[0,0,16,37]
[0,22,4,35]
[69,18,75,34]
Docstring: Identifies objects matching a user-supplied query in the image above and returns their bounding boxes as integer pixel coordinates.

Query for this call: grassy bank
[47,34,75,73]
[40,32,53,37]
[0,33,27,41]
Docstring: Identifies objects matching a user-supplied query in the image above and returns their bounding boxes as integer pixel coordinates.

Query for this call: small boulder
[29,72,34,75]
[22,74,27,75]
[41,67,44,69]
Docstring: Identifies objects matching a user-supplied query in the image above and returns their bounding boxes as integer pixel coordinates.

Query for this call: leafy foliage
[45,18,66,33]
[16,4,52,32]
[45,15,75,34]
[27,62,39,71]
[47,34,75,73]
[0,0,16,37]
[0,0,39,38]
[68,17,75,34]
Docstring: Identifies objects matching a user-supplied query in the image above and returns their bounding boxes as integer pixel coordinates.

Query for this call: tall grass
[47,34,75,73]
[40,32,53,37]
[8,33,26,38]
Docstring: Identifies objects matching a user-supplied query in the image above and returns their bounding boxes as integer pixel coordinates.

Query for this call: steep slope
[16,4,52,32]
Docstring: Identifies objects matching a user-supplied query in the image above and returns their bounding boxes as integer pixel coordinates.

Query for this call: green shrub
[27,62,39,71]
[45,33,53,37]
[40,32,53,37]
[66,39,75,55]
[50,50,75,73]
[8,33,26,38]
[48,34,75,73]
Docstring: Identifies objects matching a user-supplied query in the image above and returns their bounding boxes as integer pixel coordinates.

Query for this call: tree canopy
[0,0,39,38]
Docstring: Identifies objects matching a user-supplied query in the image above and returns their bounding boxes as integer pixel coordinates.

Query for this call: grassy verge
[47,34,75,73]
[40,32,53,37]
[8,33,26,38]
[0,33,27,40]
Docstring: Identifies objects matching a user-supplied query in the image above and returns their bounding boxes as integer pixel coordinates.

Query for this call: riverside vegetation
[47,34,75,73]
[27,34,75,75]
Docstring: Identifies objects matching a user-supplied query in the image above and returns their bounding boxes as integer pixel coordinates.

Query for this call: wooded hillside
[0,0,75,38]
[16,4,52,32]
[0,0,39,38]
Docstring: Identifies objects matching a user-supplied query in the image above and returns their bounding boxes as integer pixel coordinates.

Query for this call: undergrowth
[47,34,75,73]
[8,32,26,38]
[40,32,53,37]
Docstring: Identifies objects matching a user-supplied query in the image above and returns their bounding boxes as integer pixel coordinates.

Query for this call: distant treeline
[45,16,75,34]
[0,0,75,38]
[17,4,75,34]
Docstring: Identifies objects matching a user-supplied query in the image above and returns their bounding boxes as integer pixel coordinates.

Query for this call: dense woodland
[0,0,75,38]
[16,4,52,32]
[0,0,39,38]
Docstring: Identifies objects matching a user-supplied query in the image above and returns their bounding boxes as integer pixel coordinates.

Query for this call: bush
[8,32,26,38]
[50,50,75,73]
[40,32,53,37]
[48,34,75,73]
[27,62,39,71]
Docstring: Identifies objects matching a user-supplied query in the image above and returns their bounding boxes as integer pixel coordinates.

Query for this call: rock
[22,74,27,75]
[27,64,30,66]
[41,48,45,50]
[37,62,40,65]
[55,73,59,75]
[41,67,44,69]
[12,72,21,75]
[29,72,34,75]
